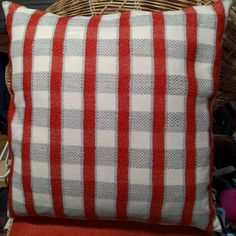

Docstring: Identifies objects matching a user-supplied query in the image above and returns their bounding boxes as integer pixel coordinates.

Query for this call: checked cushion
[2,0,231,231]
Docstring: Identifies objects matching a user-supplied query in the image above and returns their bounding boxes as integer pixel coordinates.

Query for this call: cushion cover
[2,0,231,230]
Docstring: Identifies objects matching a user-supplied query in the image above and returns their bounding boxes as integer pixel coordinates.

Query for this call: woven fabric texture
[2,0,231,231]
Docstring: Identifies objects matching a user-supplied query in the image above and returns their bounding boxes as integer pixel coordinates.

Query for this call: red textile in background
[9,218,214,236]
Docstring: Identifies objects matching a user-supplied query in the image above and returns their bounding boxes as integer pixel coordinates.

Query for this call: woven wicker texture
[47,0,215,16]
[5,0,236,110]
[5,64,11,94]
[0,133,7,153]
[217,4,236,109]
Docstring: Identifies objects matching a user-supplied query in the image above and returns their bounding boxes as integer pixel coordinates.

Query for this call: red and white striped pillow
[3,0,231,231]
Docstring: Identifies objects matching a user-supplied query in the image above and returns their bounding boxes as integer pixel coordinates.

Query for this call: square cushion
[2,0,231,231]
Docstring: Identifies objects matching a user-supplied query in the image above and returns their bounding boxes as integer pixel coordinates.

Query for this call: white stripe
[96,166,115,183]
[96,130,116,147]
[130,131,151,149]
[32,91,49,108]
[63,164,82,181]
[63,92,82,110]
[63,128,82,146]
[97,93,116,111]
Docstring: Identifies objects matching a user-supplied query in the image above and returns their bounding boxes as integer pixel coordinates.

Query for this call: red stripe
[207,2,225,231]
[181,7,198,225]
[149,12,166,223]
[83,15,101,219]
[116,12,131,220]
[6,2,21,218]
[50,17,70,218]
[22,10,46,216]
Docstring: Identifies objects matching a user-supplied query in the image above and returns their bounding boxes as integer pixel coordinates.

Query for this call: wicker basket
[47,0,214,16]
[217,4,236,109]
[5,0,236,110]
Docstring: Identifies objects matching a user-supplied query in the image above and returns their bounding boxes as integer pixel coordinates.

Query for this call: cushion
[2,0,231,231]
[8,217,215,236]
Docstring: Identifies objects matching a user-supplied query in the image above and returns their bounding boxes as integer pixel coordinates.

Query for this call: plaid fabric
[2,0,231,230]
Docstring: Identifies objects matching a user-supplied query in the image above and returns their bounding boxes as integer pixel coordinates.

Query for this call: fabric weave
[2,0,231,230]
